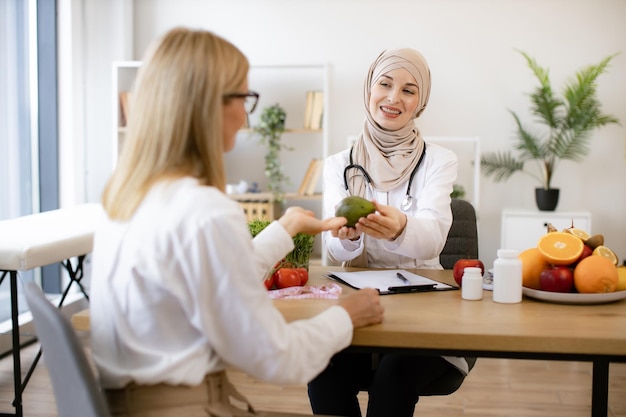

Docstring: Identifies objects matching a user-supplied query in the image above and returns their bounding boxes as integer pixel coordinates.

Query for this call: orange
[574,255,618,293]
[519,247,550,289]
[537,232,584,265]
[592,245,619,266]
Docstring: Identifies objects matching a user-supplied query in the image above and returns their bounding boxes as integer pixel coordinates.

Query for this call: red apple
[453,259,485,287]
[540,266,574,293]
[573,244,593,266]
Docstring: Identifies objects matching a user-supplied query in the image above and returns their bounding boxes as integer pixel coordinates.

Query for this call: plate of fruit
[519,225,626,305]
[522,287,626,305]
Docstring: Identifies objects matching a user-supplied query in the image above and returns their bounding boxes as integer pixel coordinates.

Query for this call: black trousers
[307,351,453,417]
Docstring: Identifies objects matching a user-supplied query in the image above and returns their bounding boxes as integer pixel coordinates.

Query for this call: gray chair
[23,281,111,417]
[439,198,479,270]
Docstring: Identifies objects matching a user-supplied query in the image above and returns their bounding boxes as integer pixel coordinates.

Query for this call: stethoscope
[343,145,426,212]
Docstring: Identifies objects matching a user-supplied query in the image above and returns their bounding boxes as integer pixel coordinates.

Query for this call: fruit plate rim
[522,287,626,305]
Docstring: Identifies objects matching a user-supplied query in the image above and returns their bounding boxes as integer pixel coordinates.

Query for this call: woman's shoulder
[162,177,231,203]
[326,148,351,166]
[425,141,458,162]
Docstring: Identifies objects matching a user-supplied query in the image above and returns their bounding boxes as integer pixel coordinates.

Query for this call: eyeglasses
[223,91,260,114]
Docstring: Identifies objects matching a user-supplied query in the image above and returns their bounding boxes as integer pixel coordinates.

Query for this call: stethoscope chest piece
[400,195,414,212]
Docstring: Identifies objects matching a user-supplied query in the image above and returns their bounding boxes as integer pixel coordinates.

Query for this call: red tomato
[263,273,275,290]
[275,268,301,289]
[295,267,308,286]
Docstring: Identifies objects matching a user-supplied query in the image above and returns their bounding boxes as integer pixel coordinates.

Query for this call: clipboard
[325,269,457,295]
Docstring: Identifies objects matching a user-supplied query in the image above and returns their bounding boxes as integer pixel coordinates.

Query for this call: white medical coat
[324,141,459,269]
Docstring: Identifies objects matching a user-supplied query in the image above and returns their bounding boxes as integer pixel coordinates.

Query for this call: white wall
[76,0,626,269]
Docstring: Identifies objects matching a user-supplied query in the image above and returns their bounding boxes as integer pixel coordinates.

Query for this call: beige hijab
[344,48,431,268]
[348,48,431,197]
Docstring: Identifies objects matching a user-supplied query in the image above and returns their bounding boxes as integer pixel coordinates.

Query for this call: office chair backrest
[23,282,110,417]
[439,199,479,270]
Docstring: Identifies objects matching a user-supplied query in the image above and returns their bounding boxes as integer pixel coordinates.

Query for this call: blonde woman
[90,27,383,417]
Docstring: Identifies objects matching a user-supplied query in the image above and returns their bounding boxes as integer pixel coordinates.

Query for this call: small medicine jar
[493,249,522,303]
[461,267,483,300]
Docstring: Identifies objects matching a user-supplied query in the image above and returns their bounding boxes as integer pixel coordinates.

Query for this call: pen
[387,284,437,293]
[396,272,411,285]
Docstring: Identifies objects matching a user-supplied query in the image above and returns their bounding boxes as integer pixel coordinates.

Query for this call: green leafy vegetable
[247,219,314,268]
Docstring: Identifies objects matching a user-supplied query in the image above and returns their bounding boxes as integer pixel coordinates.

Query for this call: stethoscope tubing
[343,146,426,198]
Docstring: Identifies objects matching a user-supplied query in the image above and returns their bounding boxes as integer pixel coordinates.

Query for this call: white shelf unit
[112,62,329,192]
[225,64,329,197]
[501,209,592,252]
[111,62,329,260]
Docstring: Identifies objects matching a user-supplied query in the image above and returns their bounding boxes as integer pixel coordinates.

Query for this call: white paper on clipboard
[325,269,455,294]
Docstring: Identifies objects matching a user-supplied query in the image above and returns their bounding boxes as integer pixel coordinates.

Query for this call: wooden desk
[73,266,626,417]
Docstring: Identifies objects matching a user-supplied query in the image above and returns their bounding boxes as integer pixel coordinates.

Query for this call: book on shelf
[303,90,324,130]
[119,91,131,127]
[297,158,323,196]
[303,91,314,130]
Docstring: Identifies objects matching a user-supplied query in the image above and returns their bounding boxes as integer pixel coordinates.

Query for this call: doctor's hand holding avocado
[333,197,408,242]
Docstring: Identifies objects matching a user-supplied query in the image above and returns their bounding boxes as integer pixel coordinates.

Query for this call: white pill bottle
[461,267,484,300]
[493,249,522,303]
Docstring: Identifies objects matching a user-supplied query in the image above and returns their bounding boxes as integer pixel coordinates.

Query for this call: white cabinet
[501,209,592,251]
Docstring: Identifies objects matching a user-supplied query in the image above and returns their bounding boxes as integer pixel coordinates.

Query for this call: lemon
[617,266,626,291]
[564,227,590,242]
[592,245,619,266]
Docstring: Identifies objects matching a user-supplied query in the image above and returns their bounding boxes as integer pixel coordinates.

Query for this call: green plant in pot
[254,104,291,204]
[451,184,465,200]
[480,50,620,211]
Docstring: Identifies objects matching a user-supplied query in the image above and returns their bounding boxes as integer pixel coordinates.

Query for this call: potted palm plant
[254,104,291,204]
[480,50,619,211]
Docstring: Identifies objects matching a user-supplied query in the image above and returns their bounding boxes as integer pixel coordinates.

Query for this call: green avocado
[335,196,376,228]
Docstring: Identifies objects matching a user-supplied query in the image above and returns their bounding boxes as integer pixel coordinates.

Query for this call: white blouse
[90,177,353,388]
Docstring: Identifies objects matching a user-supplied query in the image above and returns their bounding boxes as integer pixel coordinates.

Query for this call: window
[0,0,59,353]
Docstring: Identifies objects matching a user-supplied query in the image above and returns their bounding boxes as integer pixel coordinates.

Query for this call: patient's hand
[339,288,384,328]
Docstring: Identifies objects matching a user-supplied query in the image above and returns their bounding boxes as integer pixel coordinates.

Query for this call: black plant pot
[535,188,560,211]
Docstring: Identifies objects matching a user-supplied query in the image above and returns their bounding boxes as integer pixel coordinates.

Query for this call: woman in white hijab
[323,48,458,270]
[310,48,472,417]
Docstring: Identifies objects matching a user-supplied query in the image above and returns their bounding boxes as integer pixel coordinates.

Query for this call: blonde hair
[102,27,249,220]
